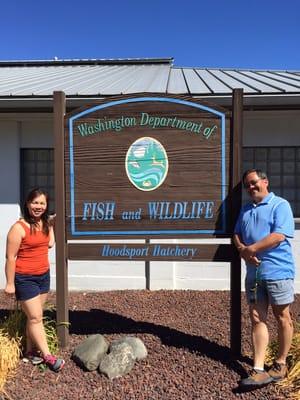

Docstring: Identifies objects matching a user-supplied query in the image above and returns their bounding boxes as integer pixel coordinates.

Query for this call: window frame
[20,148,55,214]
[242,146,300,219]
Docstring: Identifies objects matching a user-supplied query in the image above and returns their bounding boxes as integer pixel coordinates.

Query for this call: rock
[99,342,135,379]
[110,336,148,361]
[72,334,109,371]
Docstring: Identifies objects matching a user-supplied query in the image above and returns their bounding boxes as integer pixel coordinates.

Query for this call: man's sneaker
[268,361,288,381]
[43,354,65,372]
[240,369,273,388]
[22,351,44,365]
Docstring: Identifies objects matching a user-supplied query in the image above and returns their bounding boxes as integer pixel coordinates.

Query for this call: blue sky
[1,0,299,70]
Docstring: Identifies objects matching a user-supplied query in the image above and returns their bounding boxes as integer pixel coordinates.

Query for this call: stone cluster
[72,334,147,379]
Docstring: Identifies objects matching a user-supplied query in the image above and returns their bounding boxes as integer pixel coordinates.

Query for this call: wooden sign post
[54,91,242,355]
[53,91,68,347]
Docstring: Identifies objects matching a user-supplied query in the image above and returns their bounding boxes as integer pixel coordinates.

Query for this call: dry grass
[0,330,21,392]
[0,304,59,394]
[266,322,300,399]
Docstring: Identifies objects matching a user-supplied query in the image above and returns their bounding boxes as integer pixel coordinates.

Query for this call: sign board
[65,95,230,239]
[54,90,243,354]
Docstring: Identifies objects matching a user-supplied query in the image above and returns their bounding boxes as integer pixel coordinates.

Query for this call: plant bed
[0,290,299,400]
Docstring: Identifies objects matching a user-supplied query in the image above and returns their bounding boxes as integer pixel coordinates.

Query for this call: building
[0,58,299,292]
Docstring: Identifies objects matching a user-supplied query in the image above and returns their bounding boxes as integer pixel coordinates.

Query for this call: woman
[5,188,65,372]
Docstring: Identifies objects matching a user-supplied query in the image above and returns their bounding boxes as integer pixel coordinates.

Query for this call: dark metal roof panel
[257,71,300,89]
[238,70,299,92]
[194,69,231,93]
[205,69,258,93]
[222,70,280,93]
[181,69,211,94]
[167,68,188,93]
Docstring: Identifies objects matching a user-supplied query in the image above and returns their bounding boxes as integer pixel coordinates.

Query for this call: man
[234,169,295,388]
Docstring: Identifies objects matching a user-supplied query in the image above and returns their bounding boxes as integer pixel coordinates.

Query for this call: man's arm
[241,232,285,260]
[233,233,245,252]
[233,233,261,266]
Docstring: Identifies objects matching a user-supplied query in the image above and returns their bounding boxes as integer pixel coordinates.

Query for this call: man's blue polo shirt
[234,192,295,281]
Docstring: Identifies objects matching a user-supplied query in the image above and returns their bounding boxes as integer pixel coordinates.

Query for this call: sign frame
[54,90,242,355]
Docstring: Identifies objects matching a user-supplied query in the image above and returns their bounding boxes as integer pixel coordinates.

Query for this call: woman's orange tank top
[15,220,50,275]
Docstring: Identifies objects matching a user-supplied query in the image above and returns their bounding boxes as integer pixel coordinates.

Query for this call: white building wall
[243,110,300,146]
[0,111,299,292]
[0,121,21,287]
[20,118,54,148]
[243,110,300,293]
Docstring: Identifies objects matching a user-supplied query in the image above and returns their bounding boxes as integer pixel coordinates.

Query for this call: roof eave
[0,58,174,67]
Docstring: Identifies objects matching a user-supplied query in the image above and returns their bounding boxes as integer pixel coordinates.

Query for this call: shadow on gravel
[232,382,274,394]
[0,309,9,320]
[68,308,251,381]
[0,306,252,392]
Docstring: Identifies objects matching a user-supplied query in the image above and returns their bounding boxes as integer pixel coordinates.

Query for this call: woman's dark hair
[23,188,50,235]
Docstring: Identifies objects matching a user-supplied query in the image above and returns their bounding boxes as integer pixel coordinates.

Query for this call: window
[20,149,55,213]
[243,147,300,217]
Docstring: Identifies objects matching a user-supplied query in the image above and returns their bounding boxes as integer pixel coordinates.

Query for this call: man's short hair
[242,169,268,184]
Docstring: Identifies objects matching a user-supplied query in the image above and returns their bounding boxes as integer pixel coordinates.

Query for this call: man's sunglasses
[243,178,263,189]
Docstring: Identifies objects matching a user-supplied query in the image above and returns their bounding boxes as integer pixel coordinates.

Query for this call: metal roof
[0,58,300,101]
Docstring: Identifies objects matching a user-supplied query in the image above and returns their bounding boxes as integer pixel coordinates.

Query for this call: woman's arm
[5,224,23,294]
[48,226,55,248]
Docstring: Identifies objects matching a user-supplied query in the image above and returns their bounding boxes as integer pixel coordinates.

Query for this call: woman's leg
[22,292,65,371]
[25,292,48,353]
[21,294,50,357]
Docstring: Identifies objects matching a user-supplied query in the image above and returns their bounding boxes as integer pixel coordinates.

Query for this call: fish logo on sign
[125,137,169,191]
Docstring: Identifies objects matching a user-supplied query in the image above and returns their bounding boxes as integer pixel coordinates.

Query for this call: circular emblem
[125,137,168,191]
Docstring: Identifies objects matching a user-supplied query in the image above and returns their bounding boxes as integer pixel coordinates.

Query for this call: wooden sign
[65,94,230,239]
[68,243,234,262]
[55,89,243,355]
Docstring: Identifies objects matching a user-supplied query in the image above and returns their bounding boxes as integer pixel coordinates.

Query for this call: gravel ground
[0,290,299,400]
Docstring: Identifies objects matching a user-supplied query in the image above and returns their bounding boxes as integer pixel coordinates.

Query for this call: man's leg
[239,301,273,387]
[271,303,293,364]
[249,302,269,369]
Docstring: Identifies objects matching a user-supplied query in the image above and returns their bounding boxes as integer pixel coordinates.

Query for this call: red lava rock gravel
[0,290,299,400]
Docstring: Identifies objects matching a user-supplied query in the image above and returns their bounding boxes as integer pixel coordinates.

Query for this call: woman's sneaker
[22,351,44,365]
[43,354,65,372]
